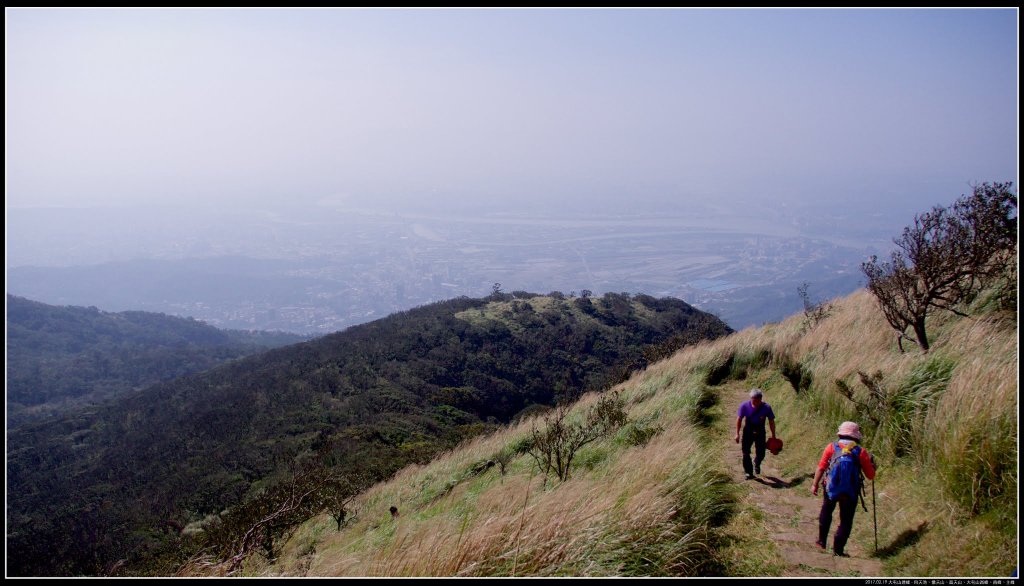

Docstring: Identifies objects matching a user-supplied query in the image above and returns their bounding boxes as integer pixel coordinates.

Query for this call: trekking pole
[872,478,878,554]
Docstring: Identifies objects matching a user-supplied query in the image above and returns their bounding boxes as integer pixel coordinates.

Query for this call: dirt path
[721,384,883,577]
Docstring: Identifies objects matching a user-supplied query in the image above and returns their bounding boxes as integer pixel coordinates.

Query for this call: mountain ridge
[7,291,731,576]
[6,294,309,426]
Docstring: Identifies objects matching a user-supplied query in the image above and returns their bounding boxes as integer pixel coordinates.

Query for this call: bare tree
[950,182,1018,304]
[320,472,368,532]
[527,392,626,482]
[862,182,1017,352]
[199,459,357,573]
[797,282,834,331]
[219,468,326,573]
[862,206,958,352]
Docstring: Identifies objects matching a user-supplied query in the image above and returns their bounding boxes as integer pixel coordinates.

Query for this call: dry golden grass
[263,361,730,577]
[290,417,709,576]
[247,285,1015,578]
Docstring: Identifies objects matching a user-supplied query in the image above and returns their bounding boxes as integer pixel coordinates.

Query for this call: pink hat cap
[837,421,862,440]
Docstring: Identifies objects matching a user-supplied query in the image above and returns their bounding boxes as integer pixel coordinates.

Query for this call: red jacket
[817,440,876,480]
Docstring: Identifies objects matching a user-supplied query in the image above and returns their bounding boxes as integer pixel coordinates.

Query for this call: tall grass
[771,289,1017,576]
[785,291,1016,504]
[258,368,737,577]
[878,354,955,459]
[922,316,1017,515]
[250,286,1014,578]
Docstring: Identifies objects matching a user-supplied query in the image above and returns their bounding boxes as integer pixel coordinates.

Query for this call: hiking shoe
[814,541,826,551]
[833,551,849,558]
[745,473,755,480]
[754,464,761,475]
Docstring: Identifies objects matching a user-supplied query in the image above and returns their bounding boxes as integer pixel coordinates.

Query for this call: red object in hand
[767,437,783,455]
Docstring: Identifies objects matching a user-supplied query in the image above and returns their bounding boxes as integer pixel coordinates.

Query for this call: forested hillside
[6,295,308,426]
[7,291,731,576]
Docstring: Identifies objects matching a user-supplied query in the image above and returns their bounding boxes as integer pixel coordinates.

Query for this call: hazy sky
[5,8,1018,213]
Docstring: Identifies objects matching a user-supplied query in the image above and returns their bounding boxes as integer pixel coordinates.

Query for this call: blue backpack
[825,442,862,501]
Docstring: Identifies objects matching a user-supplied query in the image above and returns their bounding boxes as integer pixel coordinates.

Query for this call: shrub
[798,282,834,331]
[703,355,734,386]
[781,357,811,394]
[527,392,628,481]
[620,420,664,447]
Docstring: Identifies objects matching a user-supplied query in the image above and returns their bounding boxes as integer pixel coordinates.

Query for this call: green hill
[6,291,730,576]
[6,294,308,426]
[233,288,1016,578]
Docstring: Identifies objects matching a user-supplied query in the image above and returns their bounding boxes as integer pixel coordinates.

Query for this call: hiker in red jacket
[812,421,876,557]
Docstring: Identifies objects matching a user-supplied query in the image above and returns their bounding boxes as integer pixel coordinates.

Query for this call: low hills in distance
[7,290,732,576]
[6,294,309,427]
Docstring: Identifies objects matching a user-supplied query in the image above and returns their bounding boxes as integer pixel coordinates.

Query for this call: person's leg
[753,429,766,474]
[817,494,836,549]
[741,431,754,476]
[832,496,858,555]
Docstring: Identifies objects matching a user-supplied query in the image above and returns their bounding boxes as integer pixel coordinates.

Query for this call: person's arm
[735,416,742,443]
[765,405,777,439]
[811,444,834,495]
[860,448,876,480]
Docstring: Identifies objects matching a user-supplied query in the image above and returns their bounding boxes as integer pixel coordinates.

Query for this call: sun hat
[837,421,863,441]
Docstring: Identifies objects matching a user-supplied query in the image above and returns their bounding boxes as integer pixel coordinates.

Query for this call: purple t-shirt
[737,400,775,429]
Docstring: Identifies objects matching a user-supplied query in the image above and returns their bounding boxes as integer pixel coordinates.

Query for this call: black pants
[741,427,766,475]
[818,493,857,554]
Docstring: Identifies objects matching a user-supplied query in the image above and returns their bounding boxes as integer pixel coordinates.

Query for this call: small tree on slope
[862,182,1017,352]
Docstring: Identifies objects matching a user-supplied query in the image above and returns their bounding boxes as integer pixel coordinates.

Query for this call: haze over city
[6,8,1018,332]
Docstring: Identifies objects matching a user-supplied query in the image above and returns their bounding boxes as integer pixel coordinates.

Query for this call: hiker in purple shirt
[735,388,777,480]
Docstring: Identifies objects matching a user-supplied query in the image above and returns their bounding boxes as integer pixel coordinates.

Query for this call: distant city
[7,201,900,334]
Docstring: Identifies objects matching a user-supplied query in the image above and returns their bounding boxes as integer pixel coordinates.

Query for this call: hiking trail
[720,383,883,577]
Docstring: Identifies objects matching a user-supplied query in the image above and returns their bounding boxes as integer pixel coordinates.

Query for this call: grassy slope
[221,289,1016,577]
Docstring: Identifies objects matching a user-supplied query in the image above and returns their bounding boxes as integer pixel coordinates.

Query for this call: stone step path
[723,385,883,577]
